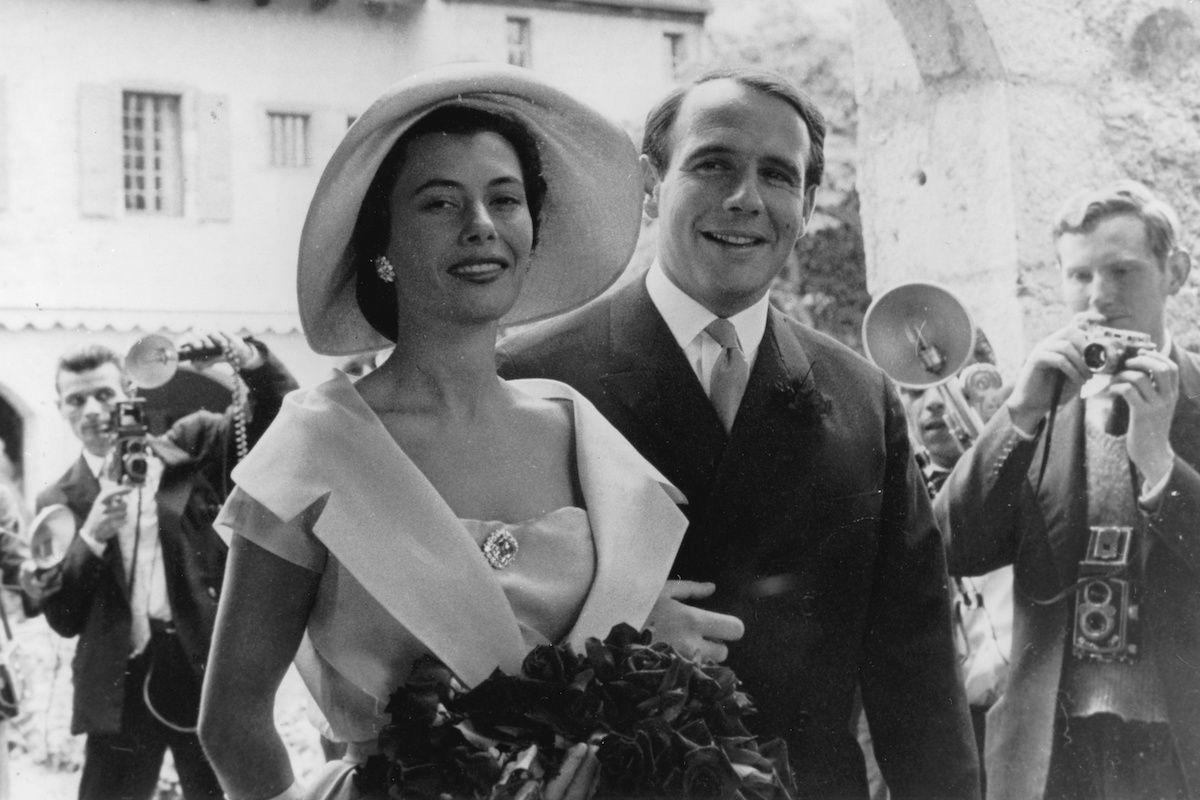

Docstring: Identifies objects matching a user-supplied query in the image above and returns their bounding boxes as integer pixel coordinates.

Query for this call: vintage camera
[103,399,150,486]
[1073,525,1140,663]
[1082,324,1154,374]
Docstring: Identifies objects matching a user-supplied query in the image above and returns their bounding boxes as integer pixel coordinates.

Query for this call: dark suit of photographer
[35,334,297,800]
[936,182,1199,800]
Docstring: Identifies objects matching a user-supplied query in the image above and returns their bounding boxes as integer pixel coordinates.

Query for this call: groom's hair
[640,66,827,191]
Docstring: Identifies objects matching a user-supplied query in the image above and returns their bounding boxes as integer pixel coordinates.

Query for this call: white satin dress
[215,373,687,799]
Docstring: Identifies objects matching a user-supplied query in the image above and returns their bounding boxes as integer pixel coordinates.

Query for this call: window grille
[507,18,531,68]
[122,92,183,215]
[268,111,311,168]
[664,33,687,79]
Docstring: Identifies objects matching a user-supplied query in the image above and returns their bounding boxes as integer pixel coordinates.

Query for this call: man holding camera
[936,180,1199,800]
[35,333,297,800]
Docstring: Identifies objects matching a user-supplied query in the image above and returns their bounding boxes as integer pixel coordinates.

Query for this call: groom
[499,68,979,798]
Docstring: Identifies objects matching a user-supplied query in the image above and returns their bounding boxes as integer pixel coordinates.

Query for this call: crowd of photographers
[0,174,1196,800]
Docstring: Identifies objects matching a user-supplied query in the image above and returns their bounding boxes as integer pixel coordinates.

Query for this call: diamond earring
[373,255,395,283]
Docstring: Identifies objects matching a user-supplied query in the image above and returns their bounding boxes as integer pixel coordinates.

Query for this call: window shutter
[196,92,232,222]
[0,77,8,213]
[78,83,120,218]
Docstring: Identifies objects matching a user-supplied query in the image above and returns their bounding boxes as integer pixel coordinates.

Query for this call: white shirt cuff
[79,528,106,557]
[1003,405,1039,441]
[1139,466,1173,511]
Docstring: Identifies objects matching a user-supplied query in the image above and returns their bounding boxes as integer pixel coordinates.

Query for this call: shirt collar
[645,261,770,360]
[82,449,106,479]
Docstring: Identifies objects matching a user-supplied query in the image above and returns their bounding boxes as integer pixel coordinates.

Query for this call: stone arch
[0,382,32,491]
[856,0,1200,369]
[882,0,1003,82]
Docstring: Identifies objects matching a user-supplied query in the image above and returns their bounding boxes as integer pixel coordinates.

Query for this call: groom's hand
[647,580,745,664]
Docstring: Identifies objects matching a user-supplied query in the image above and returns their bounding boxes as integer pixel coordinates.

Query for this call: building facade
[0,0,707,497]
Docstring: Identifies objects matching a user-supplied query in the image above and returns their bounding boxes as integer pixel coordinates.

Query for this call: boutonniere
[773,367,831,427]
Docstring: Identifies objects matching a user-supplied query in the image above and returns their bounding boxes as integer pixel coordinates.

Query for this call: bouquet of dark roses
[353,623,795,800]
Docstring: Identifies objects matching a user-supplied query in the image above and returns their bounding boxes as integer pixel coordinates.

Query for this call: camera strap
[126,486,143,605]
[1028,447,1144,611]
[1033,372,1066,499]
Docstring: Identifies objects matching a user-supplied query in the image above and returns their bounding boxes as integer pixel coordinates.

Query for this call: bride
[198,63,738,800]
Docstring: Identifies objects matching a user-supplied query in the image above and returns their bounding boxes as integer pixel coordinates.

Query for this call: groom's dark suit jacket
[499,276,979,799]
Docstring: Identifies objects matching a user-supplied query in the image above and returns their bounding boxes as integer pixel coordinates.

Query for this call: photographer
[35,332,297,800]
[936,181,1199,800]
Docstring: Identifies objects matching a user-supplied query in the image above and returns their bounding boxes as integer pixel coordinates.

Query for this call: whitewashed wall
[0,0,705,498]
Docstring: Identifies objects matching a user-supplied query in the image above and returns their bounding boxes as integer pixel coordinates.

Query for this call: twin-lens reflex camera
[1073,525,1140,663]
[1082,324,1155,375]
[103,398,150,486]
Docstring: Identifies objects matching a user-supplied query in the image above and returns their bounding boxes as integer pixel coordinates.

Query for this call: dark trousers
[1045,713,1186,800]
[969,705,988,798]
[77,629,222,800]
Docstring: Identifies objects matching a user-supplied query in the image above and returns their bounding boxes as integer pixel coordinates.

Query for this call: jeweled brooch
[482,528,519,570]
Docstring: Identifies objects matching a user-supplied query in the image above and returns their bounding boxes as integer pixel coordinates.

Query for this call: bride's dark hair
[351,105,547,342]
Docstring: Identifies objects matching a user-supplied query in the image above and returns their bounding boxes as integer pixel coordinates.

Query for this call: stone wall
[853,0,1200,375]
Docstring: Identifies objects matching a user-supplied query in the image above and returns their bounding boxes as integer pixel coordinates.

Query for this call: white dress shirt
[80,449,171,655]
[644,261,771,395]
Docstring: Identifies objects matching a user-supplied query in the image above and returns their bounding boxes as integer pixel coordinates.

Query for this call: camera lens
[1084,580,1112,605]
[1083,342,1112,372]
[1080,606,1116,641]
[125,454,149,484]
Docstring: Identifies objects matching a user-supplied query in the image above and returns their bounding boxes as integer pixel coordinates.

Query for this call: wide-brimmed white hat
[298,61,643,355]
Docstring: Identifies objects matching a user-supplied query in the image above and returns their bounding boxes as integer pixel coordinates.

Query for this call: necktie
[705,318,750,432]
[112,457,164,656]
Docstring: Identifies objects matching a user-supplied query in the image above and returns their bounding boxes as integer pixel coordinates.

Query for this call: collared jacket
[936,344,1200,799]
[499,276,980,800]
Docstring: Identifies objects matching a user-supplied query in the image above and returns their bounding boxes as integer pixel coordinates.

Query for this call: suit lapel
[1031,398,1088,586]
[63,456,133,600]
[62,456,101,522]
[1169,344,1200,468]
[597,280,727,501]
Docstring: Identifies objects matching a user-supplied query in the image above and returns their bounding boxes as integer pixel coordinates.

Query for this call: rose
[773,370,831,428]
[681,746,741,800]
[585,637,619,681]
[635,686,689,725]
[690,664,735,705]
[561,668,604,735]
[622,667,668,696]
[360,624,798,800]
[597,721,679,797]
[523,643,579,684]
[602,622,651,651]
[596,733,646,793]
[449,674,557,745]
[622,642,675,673]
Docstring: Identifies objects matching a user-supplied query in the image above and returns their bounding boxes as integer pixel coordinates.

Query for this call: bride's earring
[373,255,395,283]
